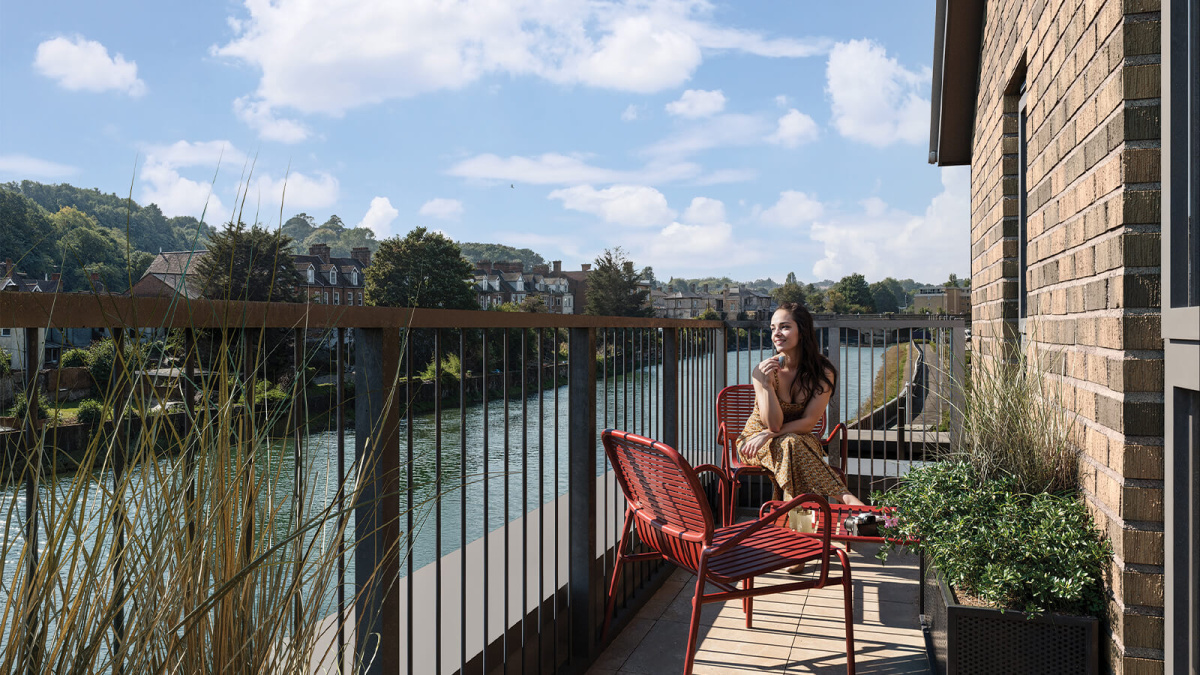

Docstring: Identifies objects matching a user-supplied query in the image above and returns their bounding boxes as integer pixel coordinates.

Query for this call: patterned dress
[735,384,849,500]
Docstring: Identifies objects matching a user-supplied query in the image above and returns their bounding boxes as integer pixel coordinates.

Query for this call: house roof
[929,0,985,166]
[145,250,210,275]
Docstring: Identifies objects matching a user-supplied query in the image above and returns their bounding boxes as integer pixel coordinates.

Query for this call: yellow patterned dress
[735,389,849,500]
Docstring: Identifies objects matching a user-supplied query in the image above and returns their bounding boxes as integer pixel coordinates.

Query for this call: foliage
[366,227,477,310]
[0,190,58,280]
[517,295,547,313]
[242,380,291,409]
[7,391,50,420]
[953,346,1079,493]
[76,398,105,425]
[457,242,545,270]
[825,273,875,313]
[875,462,1109,617]
[281,212,381,259]
[3,180,211,261]
[52,207,155,293]
[419,352,464,391]
[86,338,119,394]
[0,350,10,377]
[696,307,721,321]
[59,348,90,369]
[584,247,652,317]
[869,278,904,313]
[197,221,302,302]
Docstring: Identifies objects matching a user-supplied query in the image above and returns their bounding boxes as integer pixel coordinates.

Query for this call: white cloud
[138,141,246,222]
[419,198,465,221]
[251,172,340,211]
[774,94,789,107]
[643,113,770,159]
[359,197,400,237]
[548,185,675,227]
[681,196,725,225]
[825,39,929,146]
[214,0,828,131]
[810,167,969,280]
[665,89,726,118]
[0,154,78,178]
[694,168,757,185]
[761,191,824,227]
[34,36,146,97]
[448,152,700,186]
[621,104,640,121]
[766,108,818,148]
[233,96,310,143]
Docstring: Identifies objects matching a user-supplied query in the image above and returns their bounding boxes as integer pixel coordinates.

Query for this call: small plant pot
[922,562,1100,674]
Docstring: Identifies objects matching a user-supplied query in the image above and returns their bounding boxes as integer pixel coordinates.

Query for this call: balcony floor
[588,543,930,675]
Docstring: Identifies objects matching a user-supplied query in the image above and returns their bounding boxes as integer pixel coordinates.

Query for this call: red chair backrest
[602,429,715,554]
[716,384,827,467]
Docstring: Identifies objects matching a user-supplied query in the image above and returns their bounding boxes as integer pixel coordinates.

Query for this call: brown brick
[1123,103,1161,141]
[1122,147,1160,183]
[1110,274,1161,308]
[1118,443,1165,479]
[1121,529,1164,566]
[1122,314,1161,349]
[1116,357,1165,392]
[1122,231,1160,266]
[1117,568,1164,606]
[1122,20,1161,57]
[1122,190,1160,224]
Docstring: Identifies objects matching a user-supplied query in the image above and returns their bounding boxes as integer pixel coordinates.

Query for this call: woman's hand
[753,355,781,383]
[739,430,776,460]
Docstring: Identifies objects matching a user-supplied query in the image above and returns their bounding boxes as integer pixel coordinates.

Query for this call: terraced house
[930,0,1198,671]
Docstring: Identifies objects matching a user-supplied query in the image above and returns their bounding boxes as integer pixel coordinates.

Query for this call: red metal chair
[716,384,849,526]
[600,429,856,675]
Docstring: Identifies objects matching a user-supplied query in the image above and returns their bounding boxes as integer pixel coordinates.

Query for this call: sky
[1,0,969,285]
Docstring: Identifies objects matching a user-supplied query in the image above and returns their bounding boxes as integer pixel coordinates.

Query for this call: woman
[737,302,865,508]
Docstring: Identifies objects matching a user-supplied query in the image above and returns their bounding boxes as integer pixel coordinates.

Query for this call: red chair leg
[744,577,754,628]
[601,510,636,644]
[683,559,709,675]
[835,548,856,675]
[727,478,740,526]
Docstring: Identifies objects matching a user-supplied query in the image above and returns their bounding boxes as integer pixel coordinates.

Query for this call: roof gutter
[928,0,985,167]
[928,0,949,164]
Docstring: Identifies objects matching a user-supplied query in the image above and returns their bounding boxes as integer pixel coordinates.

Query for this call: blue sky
[1,0,968,285]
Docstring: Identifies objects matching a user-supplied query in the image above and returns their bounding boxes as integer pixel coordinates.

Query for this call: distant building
[471,260,576,313]
[1,260,101,369]
[723,286,774,320]
[130,244,371,306]
[910,286,970,315]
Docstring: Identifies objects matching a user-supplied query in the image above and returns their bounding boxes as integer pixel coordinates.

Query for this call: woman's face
[770,309,799,354]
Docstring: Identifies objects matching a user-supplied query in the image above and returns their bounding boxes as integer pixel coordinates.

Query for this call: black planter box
[921,563,1100,674]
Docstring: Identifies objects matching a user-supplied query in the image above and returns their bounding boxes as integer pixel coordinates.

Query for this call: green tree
[0,190,57,279]
[869,280,901,313]
[772,272,807,307]
[945,273,961,288]
[696,307,721,321]
[518,295,547,313]
[196,222,302,302]
[53,207,153,293]
[829,273,875,313]
[457,242,546,270]
[366,227,477,309]
[584,247,652,317]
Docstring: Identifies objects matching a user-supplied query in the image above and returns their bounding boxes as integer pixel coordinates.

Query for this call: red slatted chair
[601,429,856,675]
[716,384,849,526]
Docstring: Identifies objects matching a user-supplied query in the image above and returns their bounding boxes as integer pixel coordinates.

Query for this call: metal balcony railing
[0,294,965,674]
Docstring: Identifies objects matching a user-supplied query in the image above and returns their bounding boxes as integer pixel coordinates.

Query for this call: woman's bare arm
[751,357,784,432]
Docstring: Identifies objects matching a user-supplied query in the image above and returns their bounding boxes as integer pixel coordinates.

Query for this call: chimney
[552,260,561,273]
[533,264,549,275]
[51,273,60,282]
[690,283,696,293]
[581,263,591,272]
[309,243,331,264]
[351,247,372,266]
[702,284,709,294]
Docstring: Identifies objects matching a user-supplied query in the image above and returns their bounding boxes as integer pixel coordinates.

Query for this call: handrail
[0,293,724,330]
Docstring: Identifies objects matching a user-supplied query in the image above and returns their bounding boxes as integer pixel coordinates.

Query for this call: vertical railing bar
[481,329,490,675]
[20,327,40,675]
[617,327,625,608]
[292,328,306,641]
[459,329,467,675]
[536,327,545,674]
[568,326,598,668]
[552,325,560,673]
[855,327,862,491]
[503,328,511,674]
[434,328,443,675]
[112,329,127,674]
[335,326,347,674]
[521,328,528,672]
[600,328,609,616]
[406,332,415,675]
[869,328,877,488]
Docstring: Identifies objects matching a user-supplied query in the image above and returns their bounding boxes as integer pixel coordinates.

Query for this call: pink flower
[883,515,899,528]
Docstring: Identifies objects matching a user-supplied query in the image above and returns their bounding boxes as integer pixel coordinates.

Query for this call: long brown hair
[777,302,837,404]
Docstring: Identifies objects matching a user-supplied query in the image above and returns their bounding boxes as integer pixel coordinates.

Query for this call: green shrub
[0,350,11,377]
[243,380,291,409]
[86,339,118,393]
[60,348,90,368]
[419,353,462,391]
[76,398,105,425]
[875,461,1110,617]
[8,391,50,420]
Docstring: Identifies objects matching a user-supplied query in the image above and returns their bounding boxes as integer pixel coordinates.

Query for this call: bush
[60,348,90,368]
[76,398,105,426]
[86,339,118,393]
[419,353,462,391]
[8,391,50,420]
[0,350,11,377]
[243,380,291,410]
[875,461,1110,617]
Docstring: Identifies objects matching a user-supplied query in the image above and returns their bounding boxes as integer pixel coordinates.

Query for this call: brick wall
[969,0,1164,672]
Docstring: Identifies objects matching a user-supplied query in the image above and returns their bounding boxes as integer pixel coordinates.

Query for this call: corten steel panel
[0,294,720,330]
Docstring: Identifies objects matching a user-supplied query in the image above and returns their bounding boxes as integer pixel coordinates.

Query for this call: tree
[696,307,721,321]
[868,280,901,313]
[457,242,545,269]
[584,247,652,317]
[828,274,875,313]
[944,273,961,288]
[0,190,57,279]
[772,272,807,307]
[196,221,302,302]
[518,295,547,313]
[365,227,477,309]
